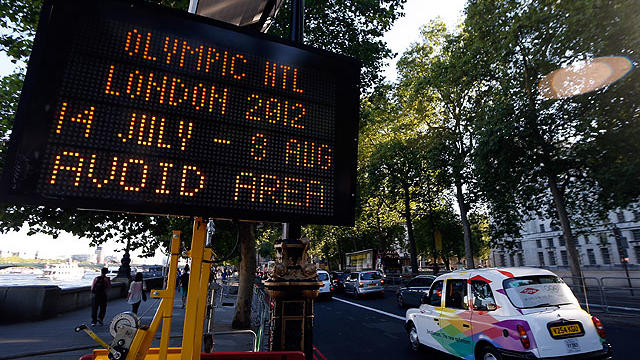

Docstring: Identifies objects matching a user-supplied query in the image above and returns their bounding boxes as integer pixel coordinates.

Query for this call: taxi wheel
[478,345,502,360]
[408,323,420,351]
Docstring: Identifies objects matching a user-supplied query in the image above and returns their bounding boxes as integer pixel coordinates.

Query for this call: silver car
[344,271,384,297]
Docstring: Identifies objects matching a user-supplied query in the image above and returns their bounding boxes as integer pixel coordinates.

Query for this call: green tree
[397,20,486,269]
[465,0,640,279]
[366,135,447,274]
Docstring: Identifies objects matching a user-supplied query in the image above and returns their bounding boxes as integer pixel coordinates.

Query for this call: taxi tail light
[359,282,364,288]
[381,279,384,285]
[592,316,606,338]
[330,286,334,291]
[517,325,530,349]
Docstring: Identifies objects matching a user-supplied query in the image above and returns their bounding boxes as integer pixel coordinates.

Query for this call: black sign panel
[0,0,360,225]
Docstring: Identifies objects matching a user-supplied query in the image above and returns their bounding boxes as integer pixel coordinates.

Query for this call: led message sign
[0,0,360,225]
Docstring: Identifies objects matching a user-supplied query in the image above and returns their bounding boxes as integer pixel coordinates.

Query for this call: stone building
[491,208,640,269]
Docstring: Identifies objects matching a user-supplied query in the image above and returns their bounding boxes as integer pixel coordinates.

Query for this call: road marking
[313,345,328,360]
[333,297,405,320]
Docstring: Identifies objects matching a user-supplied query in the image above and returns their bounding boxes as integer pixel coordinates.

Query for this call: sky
[0,0,465,264]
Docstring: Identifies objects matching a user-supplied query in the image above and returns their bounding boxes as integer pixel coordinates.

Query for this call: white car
[405,267,612,360]
[318,270,332,299]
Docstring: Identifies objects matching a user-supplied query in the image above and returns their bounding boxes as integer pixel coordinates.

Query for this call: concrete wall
[0,282,125,323]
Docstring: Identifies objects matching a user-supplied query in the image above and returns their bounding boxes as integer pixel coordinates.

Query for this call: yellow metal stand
[92,219,213,360]
[181,217,213,360]
[124,230,182,360]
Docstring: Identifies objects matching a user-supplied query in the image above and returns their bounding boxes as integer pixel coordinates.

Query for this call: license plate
[565,338,581,353]
[368,283,377,287]
[549,323,583,338]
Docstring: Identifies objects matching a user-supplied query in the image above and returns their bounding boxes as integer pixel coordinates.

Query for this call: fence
[252,285,271,351]
[562,276,640,314]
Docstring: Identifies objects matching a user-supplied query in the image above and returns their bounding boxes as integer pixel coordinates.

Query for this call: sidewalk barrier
[252,285,271,351]
[561,275,640,314]
[213,330,258,352]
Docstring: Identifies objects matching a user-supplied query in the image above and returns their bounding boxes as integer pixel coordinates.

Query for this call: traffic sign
[0,0,360,225]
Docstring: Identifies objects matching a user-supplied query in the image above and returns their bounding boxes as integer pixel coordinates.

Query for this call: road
[312,289,636,360]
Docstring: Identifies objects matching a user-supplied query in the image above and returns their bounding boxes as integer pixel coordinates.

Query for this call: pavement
[0,281,255,360]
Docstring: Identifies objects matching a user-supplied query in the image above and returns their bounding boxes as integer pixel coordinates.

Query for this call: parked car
[344,270,384,298]
[330,272,348,293]
[397,275,435,308]
[405,267,612,359]
[317,270,332,299]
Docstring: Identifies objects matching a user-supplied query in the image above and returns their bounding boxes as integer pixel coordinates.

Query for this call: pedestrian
[179,264,190,308]
[176,268,181,289]
[221,269,227,283]
[91,267,111,326]
[127,272,146,314]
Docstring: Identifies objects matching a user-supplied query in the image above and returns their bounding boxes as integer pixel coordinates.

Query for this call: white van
[405,267,612,359]
[318,270,332,299]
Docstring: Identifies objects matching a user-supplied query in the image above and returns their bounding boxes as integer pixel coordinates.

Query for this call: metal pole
[623,259,634,296]
[290,0,304,44]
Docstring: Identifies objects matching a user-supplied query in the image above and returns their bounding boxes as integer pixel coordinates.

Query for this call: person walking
[91,268,112,326]
[179,264,190,308]
[127,272,146,314]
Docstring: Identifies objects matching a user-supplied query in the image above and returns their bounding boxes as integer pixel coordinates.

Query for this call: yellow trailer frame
[91,217,213,360]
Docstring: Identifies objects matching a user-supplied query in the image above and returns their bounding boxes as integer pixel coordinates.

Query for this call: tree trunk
[428,212,439,275]
[232,222,256,329]
[455,182,475,269]
[403,186,419,275]
[547,173,582,280]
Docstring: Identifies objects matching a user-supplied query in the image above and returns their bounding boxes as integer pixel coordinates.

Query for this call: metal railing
[252,285,271,351]
[562,276,640,314]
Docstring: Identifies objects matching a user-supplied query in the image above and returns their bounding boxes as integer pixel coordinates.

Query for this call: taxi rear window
[503,275,578,309]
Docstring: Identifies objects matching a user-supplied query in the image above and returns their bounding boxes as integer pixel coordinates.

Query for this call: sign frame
[0,0,360,225]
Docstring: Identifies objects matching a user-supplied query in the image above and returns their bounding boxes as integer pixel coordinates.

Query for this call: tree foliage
[466,0,640,239]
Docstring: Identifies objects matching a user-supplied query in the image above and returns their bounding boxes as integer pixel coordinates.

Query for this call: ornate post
[264,224,321,360]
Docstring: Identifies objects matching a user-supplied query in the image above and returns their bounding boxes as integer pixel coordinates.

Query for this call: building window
[599,233,609,245]
[517,253,524,266]
[632,230,640,242]
[601,248,611,265]
[634,210,640,222]
[539,224,545,232]
[584,235,590,244]
[559,236,566,247]
[536,239,542,248]
[616,211,625,223]
[538,252,545,266]
[547,238,554,248]
[587,249,596,265]
[560,250,569,266]
[635,247,640,264]
[499,253,505,267]
[548,251,557,265]
[551,224,560,231]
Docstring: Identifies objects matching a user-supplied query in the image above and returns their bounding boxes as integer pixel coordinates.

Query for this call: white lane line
[333,297,405,321]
